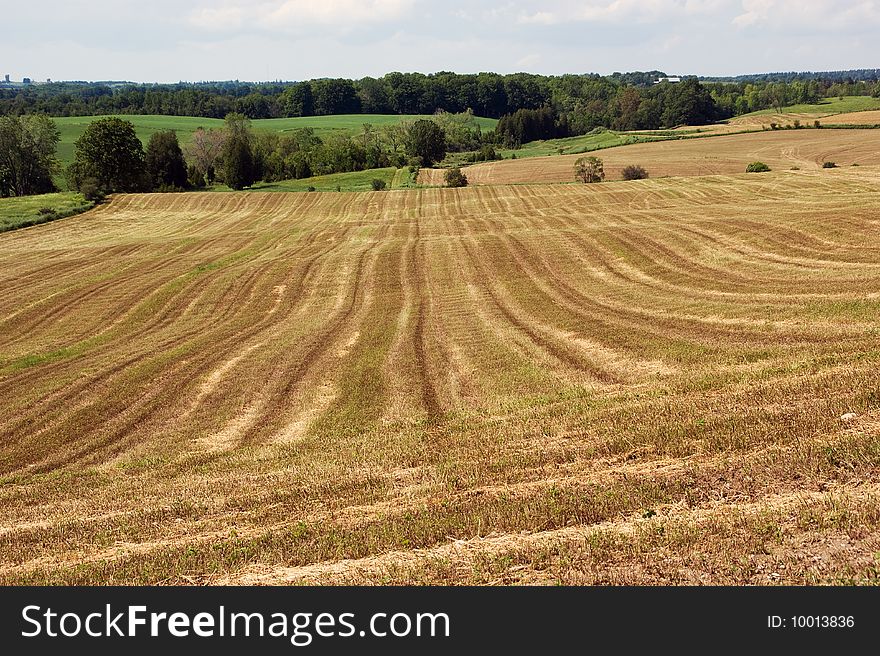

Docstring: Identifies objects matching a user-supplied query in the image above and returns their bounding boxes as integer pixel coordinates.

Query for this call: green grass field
[210,167,411,193]
[742,95,880,117]
[442,129,676,166]
[0,192,94,232]
[53,114,498,169]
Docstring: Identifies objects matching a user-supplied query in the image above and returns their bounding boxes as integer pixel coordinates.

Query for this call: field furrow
[1,167,879,584]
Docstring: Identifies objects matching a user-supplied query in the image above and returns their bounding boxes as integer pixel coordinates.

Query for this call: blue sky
[3,1,879,82]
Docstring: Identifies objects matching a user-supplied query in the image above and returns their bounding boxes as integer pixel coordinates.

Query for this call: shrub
[813,120,821,129]
[793,119,801,129]
[769,122,779,130]
[37,207,55,215]
[187,164,206,189]
[444,167,468,188]
[371,179,387,191]
[79,178,106,202]
[746,161,771,173]
[307,185,316,192]
[574,156,605,183]
[621,164,649,181]
[822,161,837,168]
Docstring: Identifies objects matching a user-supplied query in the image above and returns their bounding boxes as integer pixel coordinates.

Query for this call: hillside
[421,129,880,185]
[1,168,879,584]
[53,113,498,168]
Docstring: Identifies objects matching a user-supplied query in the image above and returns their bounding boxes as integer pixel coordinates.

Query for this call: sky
[3,0,879,82]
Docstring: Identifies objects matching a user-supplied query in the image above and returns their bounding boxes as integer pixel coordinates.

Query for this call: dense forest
[3,71,879,134]
[4,69,880,198]
[701,68,880,84]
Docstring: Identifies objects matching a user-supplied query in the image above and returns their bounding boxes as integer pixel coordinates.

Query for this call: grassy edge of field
[208,166,419,194]
[0,192,95,233]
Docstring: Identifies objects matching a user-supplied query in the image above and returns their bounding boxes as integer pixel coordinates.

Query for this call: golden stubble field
[1,166,880,585]
[419,128,880,185]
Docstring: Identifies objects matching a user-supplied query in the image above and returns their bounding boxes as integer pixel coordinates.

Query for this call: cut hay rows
[1,167,880,585]
[419,128,880,185]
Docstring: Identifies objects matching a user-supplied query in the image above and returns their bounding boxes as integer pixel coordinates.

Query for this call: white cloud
[517,0,732,26]
[733,0,880,30]
[189,0,416,32]
[189,6,246,31]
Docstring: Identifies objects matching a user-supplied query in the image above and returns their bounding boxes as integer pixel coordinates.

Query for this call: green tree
[222,113,257,190]
[405,119,446,167]
[68,117,146,193]
[0,114,60,197]
[145,130,188,190]
[574,156,604,183]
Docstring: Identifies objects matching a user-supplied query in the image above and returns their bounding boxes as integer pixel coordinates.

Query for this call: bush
[371,179,387,191]
[574,156,604,183]
[822,161,837,168]
[37,207,55,215]
[793,119,801,129]
[814,120,821,129]
[187,164,206,189]
[80,178,106,202]
[444,167,468,188]
[769,122,779,130]
[746,161,771,173]
[621,164,649,180]
[307,186,316,192]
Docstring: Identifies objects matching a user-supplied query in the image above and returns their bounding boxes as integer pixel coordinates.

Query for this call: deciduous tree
[67,117,146,193]
[574,156,604,183]
[145,130,188,190]
[0,114,59,197]
[405,119,446,167]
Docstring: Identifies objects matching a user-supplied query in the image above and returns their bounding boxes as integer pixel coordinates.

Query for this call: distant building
[46,78,51,83]
[654,76,681,84]
[22,77,32,84]
[3,74,8,83]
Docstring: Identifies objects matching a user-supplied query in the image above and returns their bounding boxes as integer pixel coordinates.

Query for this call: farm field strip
[420,129,880,185]
[1,167,880,584]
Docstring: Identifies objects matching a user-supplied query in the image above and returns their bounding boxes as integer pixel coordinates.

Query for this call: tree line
[0,112,457,197]
[3,72,878,125]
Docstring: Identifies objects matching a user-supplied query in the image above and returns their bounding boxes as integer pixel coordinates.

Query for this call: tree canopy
[405,120,446,167]
[145,130,188,190]
[0,114,59,197]
[221,113,257,190]
[67,117,146,193]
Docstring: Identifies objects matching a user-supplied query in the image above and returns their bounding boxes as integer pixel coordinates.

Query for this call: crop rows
[1,167,879,584]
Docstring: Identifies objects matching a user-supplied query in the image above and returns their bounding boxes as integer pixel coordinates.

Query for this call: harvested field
[422,129,880,185]
[816,110,880,126]
[2,167,880,585]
